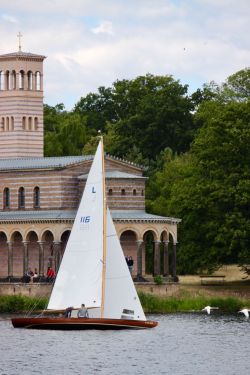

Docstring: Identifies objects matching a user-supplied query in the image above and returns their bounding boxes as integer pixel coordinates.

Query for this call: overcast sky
[0,0,249,109]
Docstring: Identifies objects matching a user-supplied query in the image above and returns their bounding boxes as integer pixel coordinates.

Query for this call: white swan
[238,309,250,318]
[202,306,219,315]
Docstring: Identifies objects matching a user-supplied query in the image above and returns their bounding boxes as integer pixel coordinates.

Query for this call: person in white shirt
[77,304,89,318]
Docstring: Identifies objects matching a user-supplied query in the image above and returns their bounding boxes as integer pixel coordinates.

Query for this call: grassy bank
[0,295,47,313]
[0,292,249,314]
[138,291,249,313]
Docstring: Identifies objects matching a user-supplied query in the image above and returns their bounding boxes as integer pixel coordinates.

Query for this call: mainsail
[48,141,104,310]
[48,139,146,322]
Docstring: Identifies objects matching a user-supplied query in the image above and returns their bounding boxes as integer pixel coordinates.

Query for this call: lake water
[0,313,249,375]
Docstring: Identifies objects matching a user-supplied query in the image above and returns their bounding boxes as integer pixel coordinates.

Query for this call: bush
[154,275,163,285]
[138,291,249,313]
[0,295,48,313]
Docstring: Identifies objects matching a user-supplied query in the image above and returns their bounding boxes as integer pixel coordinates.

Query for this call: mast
[101,136,107,318]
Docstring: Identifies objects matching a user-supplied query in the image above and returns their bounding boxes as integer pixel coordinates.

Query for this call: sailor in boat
[64,306,74,318]
[77,304,89,318]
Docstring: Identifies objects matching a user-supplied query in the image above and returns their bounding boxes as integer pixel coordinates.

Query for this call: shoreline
[0,289,249,314]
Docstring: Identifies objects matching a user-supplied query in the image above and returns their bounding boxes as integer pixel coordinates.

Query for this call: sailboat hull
[11,317,158,330]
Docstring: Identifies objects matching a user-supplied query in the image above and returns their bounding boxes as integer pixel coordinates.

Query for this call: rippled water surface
[0,314,249,375]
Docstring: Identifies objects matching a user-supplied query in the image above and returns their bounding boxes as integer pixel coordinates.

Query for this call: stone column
[32,72,36,91]
[136,240,144,280]
[172,242,178,281]
[163,240,169,276]
[22,241,29,276]
[153,241,161,276]
[5,72,9,90]
[53,241,62,273]
[32,117,35,131]
[24,72,28,90]
[38,241,45,277]
[7,241,13,279]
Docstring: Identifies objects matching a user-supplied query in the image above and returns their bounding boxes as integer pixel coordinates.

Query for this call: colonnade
[5,240,64,280]
[135,239,177,281]
[0,70,43,91]
[2,238,178,281]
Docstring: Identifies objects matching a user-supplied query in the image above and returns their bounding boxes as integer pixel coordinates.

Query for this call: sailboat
[12,138,158,330]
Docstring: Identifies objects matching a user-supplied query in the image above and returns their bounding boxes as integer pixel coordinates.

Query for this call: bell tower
[0,36,46,158]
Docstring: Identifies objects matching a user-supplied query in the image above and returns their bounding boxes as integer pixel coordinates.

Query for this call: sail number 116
[80,216,91,223]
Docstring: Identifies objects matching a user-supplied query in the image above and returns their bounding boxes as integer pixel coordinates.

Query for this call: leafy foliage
[44,104,87,156]
[75,74,196,161]
[147,94,250,272]
[44,68,250,273]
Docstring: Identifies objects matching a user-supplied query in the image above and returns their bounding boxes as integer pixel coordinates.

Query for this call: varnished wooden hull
[11,317,158,330]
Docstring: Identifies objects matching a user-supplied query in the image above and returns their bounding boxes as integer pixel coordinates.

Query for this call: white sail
[48,141,104,310]
[104,207,146,321]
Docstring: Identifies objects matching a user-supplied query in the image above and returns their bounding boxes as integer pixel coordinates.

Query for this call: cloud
[91,21,113,35]
[1,13,18,24]
[0,0,249,109]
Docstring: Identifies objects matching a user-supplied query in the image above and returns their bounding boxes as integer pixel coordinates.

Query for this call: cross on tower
[17,32,22,51]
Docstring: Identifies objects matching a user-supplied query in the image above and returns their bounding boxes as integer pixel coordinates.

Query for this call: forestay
[48,141,104,310]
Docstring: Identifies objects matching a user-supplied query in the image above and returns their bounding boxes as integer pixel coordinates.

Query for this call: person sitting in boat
[46,267,56,282]
[64,306,74,318]
[77,304,89,318]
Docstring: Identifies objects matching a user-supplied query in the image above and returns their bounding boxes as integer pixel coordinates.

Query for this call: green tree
[192,67,250,107]
[74,86,116,133]
[44,104,87,156]
[75,74,196,161]
[147,98,250,273]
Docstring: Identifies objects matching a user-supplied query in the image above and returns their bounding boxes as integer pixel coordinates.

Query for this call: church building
[0,45,180,282]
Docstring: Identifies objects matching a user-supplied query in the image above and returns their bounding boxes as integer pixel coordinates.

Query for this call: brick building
[0,46,180,282]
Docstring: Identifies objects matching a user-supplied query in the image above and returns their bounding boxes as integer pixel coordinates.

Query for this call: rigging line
[25,276,53,316]
[101,137,107,319]
[24,286,48,317]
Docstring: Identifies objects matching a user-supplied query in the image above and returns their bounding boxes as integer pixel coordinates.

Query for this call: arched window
[33,186,40,208]
[121,189,126,196]
[22,116,26,130]
[27,71,33,90]
[133,189,137,196]
[5,70,10,90]
[28,117,32,131]
[3,188,10,209]
[6,117,9,131]
[34,117,38,130]
[0,117,4,131]
[141,189,144,196]
[35,71,41,90]
[108,188,113,196]
[18,187,25,209]
[11,116,14,131]
[19,70,24,89]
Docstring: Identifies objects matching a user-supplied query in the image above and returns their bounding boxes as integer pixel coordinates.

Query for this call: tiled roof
[0,155,93,171]
[0,210,181,224]
[0,154,144,172]
[0,51,46,59]
[111,210,181,224]
[79,170,146,180]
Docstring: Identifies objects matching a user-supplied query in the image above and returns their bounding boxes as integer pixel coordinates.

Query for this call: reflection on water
[0,313,249,375]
